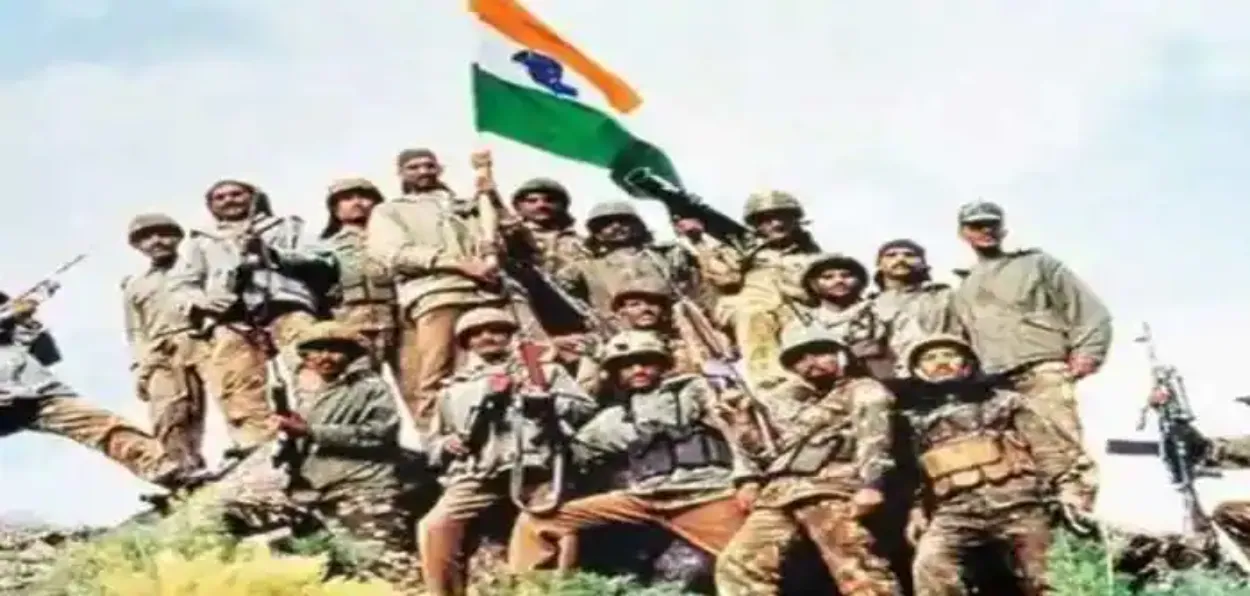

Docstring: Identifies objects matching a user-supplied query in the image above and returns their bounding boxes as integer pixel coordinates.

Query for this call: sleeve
[937,287,966,339]
[165,236,210,317]
[850,380,897,491]
[306,383,400,450]
[570,407,633,464]
[546,363,599,427]
[120,277,144,368]
[686,378,762,484]
[1041,253,1113,364]
[679,235,744,292]
[365,203,460,276]
[552,259,590,300]
[1209,436,1250,468]
[268,218,339,281]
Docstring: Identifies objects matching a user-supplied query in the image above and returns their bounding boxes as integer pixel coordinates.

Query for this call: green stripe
[472,65,681,193]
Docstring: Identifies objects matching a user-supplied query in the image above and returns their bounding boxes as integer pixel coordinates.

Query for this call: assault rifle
[0,254,87,325]
[622,168,751,251]
[507,337,568,515]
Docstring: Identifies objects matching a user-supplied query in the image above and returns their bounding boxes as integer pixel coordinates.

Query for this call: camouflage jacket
[428,352,597,485]
[951,249,1112,375]
[555,243,697,316]
[732,377,896,508]
[122,264,197,367]
[293,359,405,495]
[366,190,503,319]
[806,300,892,371]
[510,220,589,276]
[319,226,397,333]
[169,214,337,321]
[870,282,961,376]
[897,383,1079,515]
[1207,436,1250,468]
[692,238,818,324]
[572,374,758,496]
[0,330,76,410]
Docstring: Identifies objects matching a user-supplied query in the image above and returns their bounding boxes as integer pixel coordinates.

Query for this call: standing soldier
[508,330,756,574]
[797,253,894,379]
[503,177,588,276]
[123,213,208,471]
[168,179,335,455]
[418,307,595,596]
[950,200,1111,497]
[715,322,901,596]
[0,296,190,489]
[215,321,421,593]
[318,178,398,373]
[897,334,1090,595]
[868,239,961,377]
[679,191,822,390]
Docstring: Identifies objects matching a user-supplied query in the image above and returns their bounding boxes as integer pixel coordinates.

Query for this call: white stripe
[475,26,613,115]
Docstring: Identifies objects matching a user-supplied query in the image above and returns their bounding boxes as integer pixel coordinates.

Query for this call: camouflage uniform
[868,239,962,377]
[687,191,821,390]
[504,178,590,276]
[318,178,400,373]
[0,309,183,486]
[168,180,334,451]
[716,323,901,596]
[418,307,597,596]
[799,253,894,379]
[896,335,1088,596]
[950,201,1111,493]
[123,213,209,470]
[509,330,757,572]
[215,321,421,593]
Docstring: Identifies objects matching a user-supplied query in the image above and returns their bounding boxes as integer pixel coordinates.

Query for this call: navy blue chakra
[511,50,579,99]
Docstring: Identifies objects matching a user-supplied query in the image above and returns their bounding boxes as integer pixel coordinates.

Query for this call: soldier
[0,296,189,488]
[868,239,961,377]
[508,330,756,573]
[680,190,821,390]
[895,334,1090,595]
[367,149,535,427]
[950,200,1111,497]
[1165,423,1250,559]
[503,177,588,276]
[798,253,894,379]
[123,213,208,471]
[318,178,398,373]
[215,321,421,593]
[715,322,901,596]
[418,307,596,596]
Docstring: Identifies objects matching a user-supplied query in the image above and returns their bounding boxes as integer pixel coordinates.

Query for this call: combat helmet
[321,177,385,238]
[454,307,519,346]
[512,177,569,205]
[743,190,803,222]
[295,321,368,355]
[902,333,979,374]
[586,200,641,230]
[598,330,672,370]
[610,275,672,311]
[777,322,847,370]
[126,213,184,246]
[799,253,868,291]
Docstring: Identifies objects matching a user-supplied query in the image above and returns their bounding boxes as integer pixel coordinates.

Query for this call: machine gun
[1133,322,1250,573]
[622,168,752,251]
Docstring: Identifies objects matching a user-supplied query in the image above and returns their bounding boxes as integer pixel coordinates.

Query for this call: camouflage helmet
[321,177,384,239]
[598,330,672,370]
[743,190,803,221]
[586,200,641,229]
[295,321,367,354]
[609,276,672,310]
[126,213,184,245]
[512,177,569,204]
[778,322,847,370]
[902,333,978,373]
[800,253,869,290]
[454,307,518,345]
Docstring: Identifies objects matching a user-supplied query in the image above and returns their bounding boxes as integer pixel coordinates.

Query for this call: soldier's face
[748,210,799,243]
[301,348,351,378]
[878,248,923,280]
[613,356,666,390]
[132,228,181,261]
[399,156,443,191]
[616,297,664,329]
[809,268,861,301]
[790,350,842,383]
[465,324,513,359]
[515,192,565,225]
[590,216,642,244]
[914,345,972,382]
[959,222,1004,250]
[208,183,254,221]
[332,192,379,226]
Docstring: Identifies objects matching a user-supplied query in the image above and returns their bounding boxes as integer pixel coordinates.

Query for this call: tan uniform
[123,266,207,469]
[556,243,697,318]
[513,220,589,276]
[321,226,399,372]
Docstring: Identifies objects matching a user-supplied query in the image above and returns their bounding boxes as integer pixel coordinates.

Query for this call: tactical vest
[626,424,734,482]
[919,431,1035,498]
[335,242,397,305]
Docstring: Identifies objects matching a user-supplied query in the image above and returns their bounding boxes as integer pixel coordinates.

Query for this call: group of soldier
[7,144,1238,596]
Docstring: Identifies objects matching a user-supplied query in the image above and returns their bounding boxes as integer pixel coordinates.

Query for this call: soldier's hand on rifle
[269,412,309,437]
[1068,353,1100,379]
[734,481,759,512]
[551,333,591,355]
[673,217,704,239]
[1148,386,1172,407]
[7,298,38,320]
[456,257,500,284]
[487,373,513,397]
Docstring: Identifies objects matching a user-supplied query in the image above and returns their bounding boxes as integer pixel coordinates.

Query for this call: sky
[2,0,1250,530]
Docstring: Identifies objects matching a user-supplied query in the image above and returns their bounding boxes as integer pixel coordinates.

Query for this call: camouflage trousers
[135,332,208,470]
[718,303,789,392]
[913,505,1052,596]
[1010,361,1098,495]
[221,486,422,594]
[205,310,318,451]
[1,396,178,483]
[509,489,746,573]
[1212,499,1250,559]
[716,497,901,596]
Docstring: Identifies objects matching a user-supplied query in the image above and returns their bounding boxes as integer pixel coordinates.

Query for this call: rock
[0,517,106,593]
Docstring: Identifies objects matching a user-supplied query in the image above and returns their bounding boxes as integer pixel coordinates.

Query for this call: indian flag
[468,0,681,193]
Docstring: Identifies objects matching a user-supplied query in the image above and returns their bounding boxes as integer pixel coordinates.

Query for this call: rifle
[1135,322,1250,573]
[506,338,568,515]
[0,254,87,324]
[622,168,752,251]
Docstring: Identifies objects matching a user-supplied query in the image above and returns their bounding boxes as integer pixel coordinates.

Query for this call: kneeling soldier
[217,321,421,593]
[898,334,1090,596]
[419,307,596,596]
[508,330,757,573]
[716,322,902,596]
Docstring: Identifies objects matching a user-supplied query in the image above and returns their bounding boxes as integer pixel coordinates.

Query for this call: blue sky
[1,1,1249,531]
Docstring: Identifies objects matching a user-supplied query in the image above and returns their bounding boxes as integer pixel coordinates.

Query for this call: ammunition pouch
[627,425,734,482]
[921,433,1035,498]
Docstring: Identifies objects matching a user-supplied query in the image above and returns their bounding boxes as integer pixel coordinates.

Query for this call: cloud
[1,0,1249,525]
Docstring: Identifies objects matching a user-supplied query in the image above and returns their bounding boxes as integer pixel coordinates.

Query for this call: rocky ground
[0,520,103,595]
